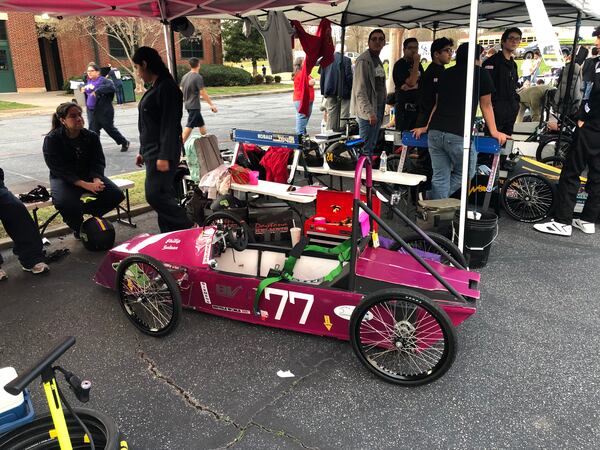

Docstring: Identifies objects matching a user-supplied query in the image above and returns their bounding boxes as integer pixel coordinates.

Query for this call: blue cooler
[0,367,35,435]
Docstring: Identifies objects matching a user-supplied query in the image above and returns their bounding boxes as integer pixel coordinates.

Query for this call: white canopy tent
[1,0,598,249]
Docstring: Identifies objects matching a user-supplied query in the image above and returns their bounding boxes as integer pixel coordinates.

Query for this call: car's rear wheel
[501,173,555,222]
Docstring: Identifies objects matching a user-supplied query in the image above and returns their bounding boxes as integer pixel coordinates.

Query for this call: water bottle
[379,151,387,172]
[320,119,327,134]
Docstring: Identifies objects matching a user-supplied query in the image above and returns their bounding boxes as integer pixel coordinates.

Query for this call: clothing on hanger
[243,11,295,74]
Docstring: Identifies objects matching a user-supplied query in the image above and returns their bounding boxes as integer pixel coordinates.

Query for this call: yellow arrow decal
[324,315,332,331]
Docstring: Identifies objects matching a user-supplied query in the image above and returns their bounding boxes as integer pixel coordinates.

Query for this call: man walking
[351,29,387,155]
[180,57,218,144]
[534,27,600,236]
[484,27,522,135]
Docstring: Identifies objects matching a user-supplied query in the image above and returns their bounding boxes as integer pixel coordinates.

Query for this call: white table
[296,164,426,187]
[230,180,317,204]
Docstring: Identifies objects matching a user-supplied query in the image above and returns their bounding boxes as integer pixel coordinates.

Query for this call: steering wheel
[202,211,251,252]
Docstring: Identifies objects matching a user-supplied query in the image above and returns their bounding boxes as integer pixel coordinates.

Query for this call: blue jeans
[428,130,476,199]
[357,105,385,155]
[294,101,313,135]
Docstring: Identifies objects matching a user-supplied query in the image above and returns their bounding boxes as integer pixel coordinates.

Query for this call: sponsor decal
[200,282,211,304]
[216,284,243,298]
[334,305,373,321]
[212,305,251,315]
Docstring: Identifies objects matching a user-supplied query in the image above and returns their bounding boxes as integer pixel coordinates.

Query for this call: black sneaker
[121,140,130,152]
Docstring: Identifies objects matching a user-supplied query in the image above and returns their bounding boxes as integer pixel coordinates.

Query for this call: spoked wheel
[116,254,182,336]
[0,408,122,449]
[540,155,565,169]
[389,232,467,268]
[501,173,555,222]
[536,136,571,161]
[203,211,252,251]
[350,289,457,386]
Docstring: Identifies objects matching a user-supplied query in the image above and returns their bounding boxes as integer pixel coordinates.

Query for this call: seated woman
[42,102,124,237]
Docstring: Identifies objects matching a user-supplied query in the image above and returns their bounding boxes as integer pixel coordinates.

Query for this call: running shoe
[533,220,572,236]
[22,262,50,274]
[573,219,595,234]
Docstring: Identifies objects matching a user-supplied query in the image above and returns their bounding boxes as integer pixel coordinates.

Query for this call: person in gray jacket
[351,29,387,155]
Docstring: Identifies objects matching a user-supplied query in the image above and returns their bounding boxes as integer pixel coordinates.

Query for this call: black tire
[389,232,468,268]
[536,136,571,161]
[203,211,252,251]
[540,156,565,169]
[0,407,122,449]
[350,289,457,386]
[501,173,555,222]
[116,254,182,337]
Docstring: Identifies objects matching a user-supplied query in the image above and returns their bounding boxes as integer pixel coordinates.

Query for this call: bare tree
[37,17,221,92]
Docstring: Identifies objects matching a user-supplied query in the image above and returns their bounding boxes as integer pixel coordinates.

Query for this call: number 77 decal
[265,288,314,325]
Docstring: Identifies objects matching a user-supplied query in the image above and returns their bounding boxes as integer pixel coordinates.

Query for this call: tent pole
[458,0,480,252]
[432,21,439,40]
[557,9,582,149]
[336,22,347,131]
[162,22,176,77]
[170,24,178,82]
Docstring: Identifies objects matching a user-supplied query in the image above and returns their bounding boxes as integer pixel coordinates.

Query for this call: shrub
[265,75,274,84]
[63,75,84,94]
[177,63,252,86]
[274,75,281,83]
[253,74,264,84]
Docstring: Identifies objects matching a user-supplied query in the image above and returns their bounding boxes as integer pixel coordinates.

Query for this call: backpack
[553,63,583,116]
[184,134,223,183]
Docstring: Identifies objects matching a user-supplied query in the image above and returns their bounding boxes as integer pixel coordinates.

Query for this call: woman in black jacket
[132,46,192,232]
[43,102,124,236]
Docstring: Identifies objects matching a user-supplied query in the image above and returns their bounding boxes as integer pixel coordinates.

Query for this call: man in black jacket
[43,102,124,236]
[0,167,49,279]
[583,47,599,100]
[535,27,600,236]
[484,27,522,135]
[392,38,424,131]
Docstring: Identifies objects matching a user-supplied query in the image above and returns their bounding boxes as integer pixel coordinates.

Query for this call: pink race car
[95,156,480,386]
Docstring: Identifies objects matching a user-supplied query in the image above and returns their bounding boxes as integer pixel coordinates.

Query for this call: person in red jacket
[292,60,315,135]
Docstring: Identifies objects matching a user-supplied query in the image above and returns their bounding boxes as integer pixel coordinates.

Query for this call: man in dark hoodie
[534,27,600,236]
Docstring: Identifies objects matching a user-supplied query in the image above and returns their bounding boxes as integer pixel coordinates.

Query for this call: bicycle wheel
[540,156,565,169]
[388,232,467,268]
[536,136,571,161]
[116,254,182,337]
[501,173,555,222]
[0,407,122,449]
[350,289,457,386]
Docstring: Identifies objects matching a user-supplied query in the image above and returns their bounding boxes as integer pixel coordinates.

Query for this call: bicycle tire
[116,254,182,337]
[536,136,571,162]
[501,173,555,222]
[350,288,457,386]
[388,232,468,268]
[540,156,565,169]
[0,407,122,450]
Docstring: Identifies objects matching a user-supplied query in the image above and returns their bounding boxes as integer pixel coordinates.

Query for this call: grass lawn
[0,100,36,111]
[133,82,292,102]
[225,59,321,80]
[0,170,147,240]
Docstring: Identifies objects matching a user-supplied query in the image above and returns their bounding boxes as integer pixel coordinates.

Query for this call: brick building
[0,12,223,93]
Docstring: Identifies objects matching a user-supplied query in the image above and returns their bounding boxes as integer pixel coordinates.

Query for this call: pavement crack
[138,350,241,429]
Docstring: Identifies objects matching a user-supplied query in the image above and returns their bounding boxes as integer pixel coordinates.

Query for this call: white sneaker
[0,268,7,281]
[533,220,572,236]
[22,262,50,275]
[573,219,595,234]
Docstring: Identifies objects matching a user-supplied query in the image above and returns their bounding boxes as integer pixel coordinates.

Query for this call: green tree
[221,20,266,76]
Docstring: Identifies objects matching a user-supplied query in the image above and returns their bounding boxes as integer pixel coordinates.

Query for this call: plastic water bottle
[379,151,387,172]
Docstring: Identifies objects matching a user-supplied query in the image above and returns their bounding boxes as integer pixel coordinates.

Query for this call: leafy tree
[221,20,266,75]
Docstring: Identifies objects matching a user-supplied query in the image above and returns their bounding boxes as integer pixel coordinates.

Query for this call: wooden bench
[24,178,136,238]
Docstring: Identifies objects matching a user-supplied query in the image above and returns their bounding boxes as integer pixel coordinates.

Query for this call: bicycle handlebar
[4,336,76,395]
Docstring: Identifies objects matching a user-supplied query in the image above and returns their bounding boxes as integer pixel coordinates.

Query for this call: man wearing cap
[535,27,600,236]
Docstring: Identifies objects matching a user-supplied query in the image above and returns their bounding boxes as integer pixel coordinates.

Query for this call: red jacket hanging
[260,146,292,183]
[291,19,335,116]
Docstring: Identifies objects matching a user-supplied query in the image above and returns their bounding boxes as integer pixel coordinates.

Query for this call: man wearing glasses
[392,38,425,131]
[351,29,387,155]
[484,27,522,135]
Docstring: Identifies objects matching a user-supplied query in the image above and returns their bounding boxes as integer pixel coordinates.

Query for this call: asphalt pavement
[1,208,599,449]
[0,91,321,193]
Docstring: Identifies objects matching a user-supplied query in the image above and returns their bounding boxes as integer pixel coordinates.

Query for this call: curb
[0,89,295,118]
[0,204,153,251]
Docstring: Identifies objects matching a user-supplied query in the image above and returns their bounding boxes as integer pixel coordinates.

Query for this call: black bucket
[453,210,498,269]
